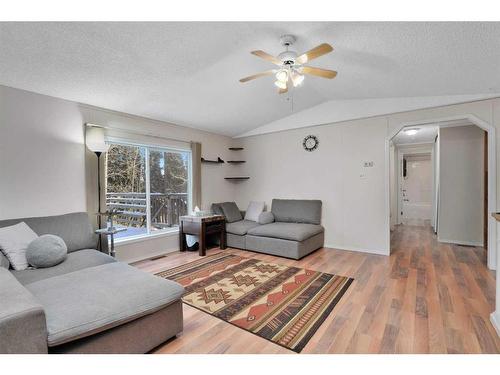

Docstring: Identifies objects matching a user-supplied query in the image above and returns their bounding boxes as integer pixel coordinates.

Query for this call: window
[106,142,191,241]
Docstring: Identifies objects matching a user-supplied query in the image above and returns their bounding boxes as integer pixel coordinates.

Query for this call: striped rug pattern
[156,252,353,352]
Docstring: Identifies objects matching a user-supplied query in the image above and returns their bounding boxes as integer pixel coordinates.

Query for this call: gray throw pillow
[220,202,243,223]
[26,234,68,268]
[258,212,275,225]
[211,203,225,216]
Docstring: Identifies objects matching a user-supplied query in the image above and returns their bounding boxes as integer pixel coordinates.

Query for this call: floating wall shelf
[224,177,250,180]
[226,160,246,164]
[228,147,244,151]
[201,157,224,164]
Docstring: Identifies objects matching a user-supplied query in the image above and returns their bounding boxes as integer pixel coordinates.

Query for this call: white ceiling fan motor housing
[279,35,298,65]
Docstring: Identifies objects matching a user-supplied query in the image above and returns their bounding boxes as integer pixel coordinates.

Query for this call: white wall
[238,99,499,259]
[438,125,485,246]
[0,85,237,263]
[236,117,388,255]
[402,154,432,220]
[0,85,87,218]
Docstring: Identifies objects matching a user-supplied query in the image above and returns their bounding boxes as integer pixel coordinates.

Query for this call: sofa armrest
[0,268,48,353]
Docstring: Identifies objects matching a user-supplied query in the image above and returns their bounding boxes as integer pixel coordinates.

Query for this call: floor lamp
[85,125,110,251]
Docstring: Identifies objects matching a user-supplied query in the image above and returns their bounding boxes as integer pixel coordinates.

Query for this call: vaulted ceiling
[1,22,499,137]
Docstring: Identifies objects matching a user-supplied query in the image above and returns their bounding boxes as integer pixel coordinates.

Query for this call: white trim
[324,243,388,256]
[386,114,497,271]
[393,141,435,147]
[437,238,484,247]
[115,228,179,246]
[187,151,193,213]
[145,147,151,235]
[384,118,391,254]
[491,312,500,337]
[105,136,191,153]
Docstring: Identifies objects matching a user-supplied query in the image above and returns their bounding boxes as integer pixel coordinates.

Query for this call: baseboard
[124,247,178,265]
[324,243,389,256]
[437,238,484,247]
[490,312,500,337]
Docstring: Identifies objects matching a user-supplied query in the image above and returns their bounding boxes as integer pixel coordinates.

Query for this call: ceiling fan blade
[296,43,333,64]
[239,70,275,83]
[251,50,282,66]
[300,66,337,79]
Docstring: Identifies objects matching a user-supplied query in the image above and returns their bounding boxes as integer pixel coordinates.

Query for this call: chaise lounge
[0,212,184,354]
[212,199,324,260]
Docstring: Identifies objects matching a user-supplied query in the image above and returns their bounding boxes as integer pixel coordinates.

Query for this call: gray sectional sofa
[0,212,184,354]
[212,199,324,260]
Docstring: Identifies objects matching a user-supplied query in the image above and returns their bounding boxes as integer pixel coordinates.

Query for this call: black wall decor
[303,135,319,152]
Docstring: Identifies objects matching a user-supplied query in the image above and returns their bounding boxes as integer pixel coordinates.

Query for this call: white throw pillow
[0,222,39,270]
[244,201,265,222]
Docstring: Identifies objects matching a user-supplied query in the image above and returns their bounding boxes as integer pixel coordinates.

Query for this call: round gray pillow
[26,234,67,268]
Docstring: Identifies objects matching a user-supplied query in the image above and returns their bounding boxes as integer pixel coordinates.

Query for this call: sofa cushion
[246,222,324,242]
[25,262,185,347]
[12,249,116,285]
[226,220,260,236]
[271,199,322,225]
[0,212,98,253]
[220,202,243,223]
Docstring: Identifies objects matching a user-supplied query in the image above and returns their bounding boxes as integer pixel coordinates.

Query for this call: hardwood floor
[135,223,499,353]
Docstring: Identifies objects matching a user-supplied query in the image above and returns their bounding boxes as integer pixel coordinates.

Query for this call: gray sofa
[213,199,324,260]
[0,212,184,354]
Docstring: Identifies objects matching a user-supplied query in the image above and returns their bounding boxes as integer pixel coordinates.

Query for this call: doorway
[401,153,432,226]
[386,117,496,271]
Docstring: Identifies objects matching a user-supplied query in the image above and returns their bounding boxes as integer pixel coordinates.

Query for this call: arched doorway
[385,115,497,270]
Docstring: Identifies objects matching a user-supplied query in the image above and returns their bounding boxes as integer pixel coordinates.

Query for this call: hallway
[389,223,498,353]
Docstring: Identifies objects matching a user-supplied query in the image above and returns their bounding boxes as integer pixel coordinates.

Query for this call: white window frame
[105,139,192,244]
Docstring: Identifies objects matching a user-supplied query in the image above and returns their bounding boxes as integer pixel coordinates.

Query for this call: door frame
[385,115,497,270]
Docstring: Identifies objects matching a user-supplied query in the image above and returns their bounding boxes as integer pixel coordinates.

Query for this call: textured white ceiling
[1,22,500,137]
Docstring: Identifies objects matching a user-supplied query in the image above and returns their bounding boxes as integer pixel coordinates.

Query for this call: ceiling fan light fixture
[290,70,305,87]
[275,69,288,83]
[404,128,420,136]
[239,36,336,94]
[274,80,287,90]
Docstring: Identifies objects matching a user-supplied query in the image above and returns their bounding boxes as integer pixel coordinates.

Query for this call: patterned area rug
[156,252,353,353]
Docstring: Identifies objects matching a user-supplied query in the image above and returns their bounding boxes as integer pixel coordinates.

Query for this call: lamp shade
[86,126,110,153]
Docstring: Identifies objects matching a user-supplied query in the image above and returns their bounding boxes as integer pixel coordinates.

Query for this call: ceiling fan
[239,35,337,94]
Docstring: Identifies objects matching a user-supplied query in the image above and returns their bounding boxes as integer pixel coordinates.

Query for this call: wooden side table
[179,215,226,256]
